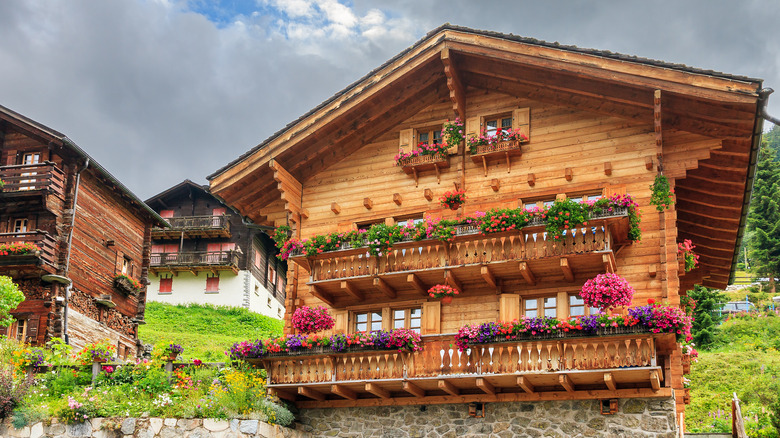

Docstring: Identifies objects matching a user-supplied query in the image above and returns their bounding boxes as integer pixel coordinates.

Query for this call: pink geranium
[291,306,335,334]
[581,273,635,311]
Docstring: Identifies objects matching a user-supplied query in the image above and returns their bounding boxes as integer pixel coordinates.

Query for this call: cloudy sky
[1,0,778,200]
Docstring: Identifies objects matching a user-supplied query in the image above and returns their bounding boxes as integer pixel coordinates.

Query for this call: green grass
[138,302,283,362]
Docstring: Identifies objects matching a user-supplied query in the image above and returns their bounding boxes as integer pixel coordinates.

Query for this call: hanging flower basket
[428,284,459,303]
[292,306,335,334]
[580,273,635,311]
[439,189,466,210]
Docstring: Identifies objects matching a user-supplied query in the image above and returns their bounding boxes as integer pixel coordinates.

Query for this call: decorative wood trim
[340,281,364,301]
[645,156,654,170]
[298,386,325,401]
[481,266,497,289]
[424,188,434,201]
[331,203,341,214]
[604,373,617,391]
[441,48,466,121]
[393,193,403,206]
[527,173,535,186]
[650,370,661,392]
[310,285,336,307]
[559,374,575,392]
[519,262,536,285]
[491,178,500,192]
[444,269,462,291]
[604,162,612,176]
[560,258,574,282]
[565,167,573,181]
[363,198,373,210]
[407,273,428,296]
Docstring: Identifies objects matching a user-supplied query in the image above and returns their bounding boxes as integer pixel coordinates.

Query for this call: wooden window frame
[205,274,220,293]
[416,125,443,147]
[481,113,513,137]
[392,307,422,333]
[159,277,173,293]
[12,319,27,342]
[354,311,384,333]
[13,218,28,233]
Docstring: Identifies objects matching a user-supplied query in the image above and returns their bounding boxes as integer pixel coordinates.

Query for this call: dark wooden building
[0,104,165,358]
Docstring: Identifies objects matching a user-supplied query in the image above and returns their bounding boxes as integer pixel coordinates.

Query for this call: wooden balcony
[0,231,58,273]
[0,163,65,198]
[259,330,675,408]
[149,250,239,275]
[469,139,527,176]
[399,152,449,185]
[290,210,630,307]
[151,215,231,239]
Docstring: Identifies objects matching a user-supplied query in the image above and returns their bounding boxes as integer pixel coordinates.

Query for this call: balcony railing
[290,209,628,304]
[0,231,58,270]
[149,250,239,274]
[259,330,671,407]
[0,162,65,196]
[151,215,231,239]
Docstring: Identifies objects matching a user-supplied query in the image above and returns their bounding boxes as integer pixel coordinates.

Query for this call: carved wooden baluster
[606,341,616,368]
[595,227,606,251]
[545,343,554,371]
[582,227,593,252]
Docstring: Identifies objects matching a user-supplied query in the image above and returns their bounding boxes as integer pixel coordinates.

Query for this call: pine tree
[746,142,780,294]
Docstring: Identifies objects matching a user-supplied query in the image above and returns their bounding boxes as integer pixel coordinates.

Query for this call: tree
[746,142,780,294]
[0,276,24,327]
[686,285,727,349]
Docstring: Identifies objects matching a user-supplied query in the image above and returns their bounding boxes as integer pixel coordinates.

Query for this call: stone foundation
[298,397,678,438]
[0,417,309,438]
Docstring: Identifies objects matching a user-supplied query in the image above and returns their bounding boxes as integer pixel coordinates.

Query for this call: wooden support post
[341,281,364,301]
[491,178,500,192]
[604,162,612,176]
[527,173,535,186]
[407,273,428,296]
[517,376,535,394]
[298,386,326,401]
[393,193,403,206]
[310,285,336,307]
[403,381,425,398]
[602,254,615,273]
[604,373,617,391]
[363,197,373,210]
[438,379,459,396]
[444,270,462,291]
[565,168,573,181]
[560,258,574,282]
[476,378,495,396]
[373,277,397,299]
[331,202,341,214]
[366,383,390,399]
[519,262,536,286]
[331,384,357,401]
[654,89,663,153]
[424,188,433,201]
[481,266,497,289]
[650,370,661,392]
[559,374,575,392]
[441,48,466,121]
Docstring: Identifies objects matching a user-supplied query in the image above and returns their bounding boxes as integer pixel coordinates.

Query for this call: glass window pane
[356,313,367,323]
[410,308,422,318]
[372,312,382,321]
[371,321,382,331]
[570,306,584,317]
[433,130,442,144]
[570,296,584,306]
[544,297,556,308]
[394,320,405,329]
[418,132,429,143]
[356,322,367,332]
[501,117,512,128]
[394,310,405,319]
[544,307,557,318]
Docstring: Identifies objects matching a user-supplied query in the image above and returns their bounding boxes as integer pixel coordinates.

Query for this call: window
[267,297,272,308]
[392,308,422,333]
[159,210,174,218]
[13,219,27,233]
[121,257,131,276]
[19,153,41,191]
[12,319,27,342]
[355,311,383,333]
[254,248,265,270]
[267,265,277,286]
[159,277,173,293]
[211,208,226,227]
[569,294,598,317]
[543,297,557,318]
[523,296,557,318]
[484,115,512,137]
[417,126,442,146]
[205,274,219,292]
[524,299,538,318]
[22,153,41,165]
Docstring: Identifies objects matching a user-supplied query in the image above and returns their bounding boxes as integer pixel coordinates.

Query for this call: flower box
[469,139,527,176]
[113,276,141,296]
[398,152,449,185]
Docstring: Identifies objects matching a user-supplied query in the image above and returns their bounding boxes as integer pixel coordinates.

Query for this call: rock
[203,419,229,432]
[66,422,92,437]
[178,419,201,431]
[150,418,164,435]
[163,418,177,427]
[239,420,258,435]
[121,418,137,435]
[7,425,30,438]
[29,423,43,438]
[186,427,211,438]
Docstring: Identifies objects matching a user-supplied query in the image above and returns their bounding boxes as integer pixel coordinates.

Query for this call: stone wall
[297,398,678,438]
[0,418,309,438]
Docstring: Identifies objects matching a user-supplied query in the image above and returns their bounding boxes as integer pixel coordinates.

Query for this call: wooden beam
[654,90,663,157]
[300,209,309,219]
[564,167,573,181]
[604,373,617,391]
[438,379,460,396]
[393,193,403,206]
[363,197,373,210]
[373,277,397,299]
[298,386,325,401]
[331,202,341,214]
[366,382,390,399]
[649,264,658,278]
[604,162,612,176]
[602,254,615,274]
[527,173,535,186]
[268,388,296,402]
[476,378,495,396]
[407,273,428,297]
[650,370,661,392]
[424,188,433,201]
[517,376,535,394]
[519,262,536,286]
[402,381,425,398]
[481,266,497,289]
[341,281,364,301]
[310,285,336,307]
[560,258,574,282]
[441,48,466,120]
[331,384,357,401]
[491,178,500,192]
[444,270,462,291]
[559,374,575,393]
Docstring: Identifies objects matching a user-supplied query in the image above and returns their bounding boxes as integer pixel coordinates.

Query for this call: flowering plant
[232,329,423,358]
[0,179,4,189]
[160,341,184,359]
[678,239,699,272]
[428,284,459,299]
[441,119,464,148]
[227,339,265,360]
[114,274,141,291]
[0,242,40,256]
[650,174,674,211]
[291,306,335,334]
[272,225,292,248]
[57,396,96,424]
[479,208,533,233]
[395,141,449,165]
[683,344,699,362]
[75,339,115,365]
[581,273,635,311]
[11,347,45,373]
[467,127,528,154]
[545,198,589,240]
[591,194,643,241]
[439,189,466,210]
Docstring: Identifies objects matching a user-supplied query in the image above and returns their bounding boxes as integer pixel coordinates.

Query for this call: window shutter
[398,128,414,153]
[115,250,124,274]
[333,310,348,334]
[465,117,480,143]
[421,301,441,335]
[602,184,627,198]
[26,315,39,344]
[512,108,530,140]
[499,294,520,322]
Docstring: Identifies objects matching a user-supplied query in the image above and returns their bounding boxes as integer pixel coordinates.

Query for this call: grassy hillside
[686,313,780,436]
[138,302,284,361]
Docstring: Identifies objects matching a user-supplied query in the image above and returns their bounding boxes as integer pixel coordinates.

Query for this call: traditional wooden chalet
[0,104,165,359]
[145,180,286,318]
[208,25,764,432]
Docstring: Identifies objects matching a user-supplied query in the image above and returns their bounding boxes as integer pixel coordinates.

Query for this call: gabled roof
[0,103,167,227]
[145,179,210,209]
[208,24,766,289]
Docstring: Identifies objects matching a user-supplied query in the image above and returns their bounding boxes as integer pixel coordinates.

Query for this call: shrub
[56,396,97,424]
[0,365,31,419]
[0,276,24,327]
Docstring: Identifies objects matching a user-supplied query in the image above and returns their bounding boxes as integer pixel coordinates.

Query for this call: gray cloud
[0,0,778,199]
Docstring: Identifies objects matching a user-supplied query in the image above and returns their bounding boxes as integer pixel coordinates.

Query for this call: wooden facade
[0,104,165,358]
[208,26,764,422]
